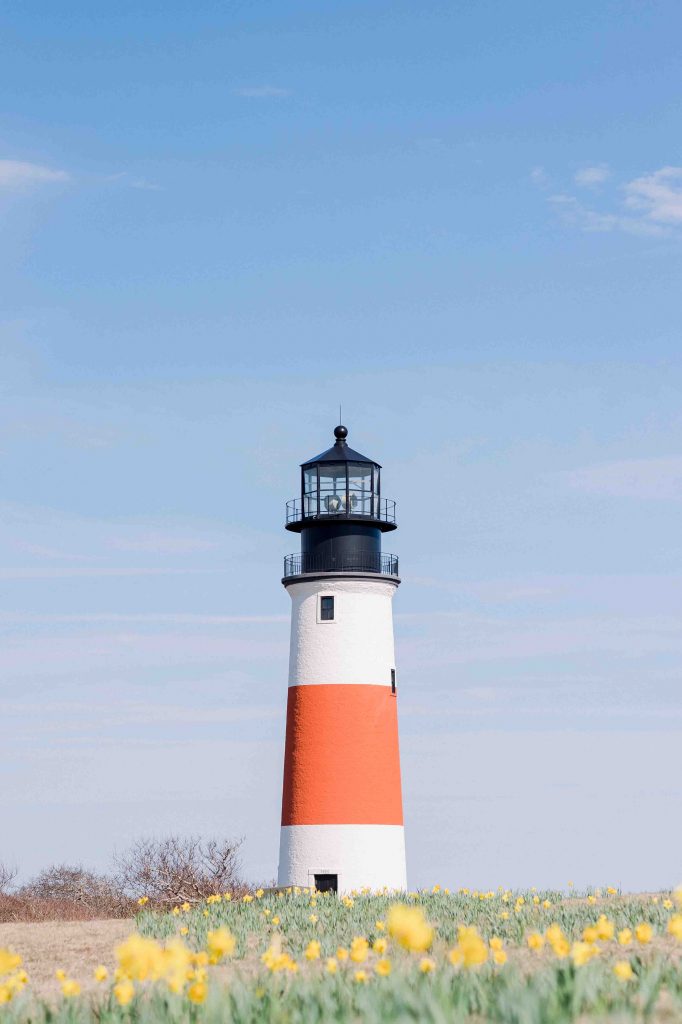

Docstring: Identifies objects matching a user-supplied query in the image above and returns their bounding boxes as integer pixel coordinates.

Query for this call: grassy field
[1,885,681,1021]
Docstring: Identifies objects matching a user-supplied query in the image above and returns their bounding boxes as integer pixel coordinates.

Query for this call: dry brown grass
[0,894,133,924]
[0,918,133,997]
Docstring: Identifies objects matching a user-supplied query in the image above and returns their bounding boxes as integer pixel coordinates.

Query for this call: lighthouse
[277,424,406,894]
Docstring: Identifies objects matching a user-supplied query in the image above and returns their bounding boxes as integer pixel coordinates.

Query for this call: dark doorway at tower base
[314,873,338,894]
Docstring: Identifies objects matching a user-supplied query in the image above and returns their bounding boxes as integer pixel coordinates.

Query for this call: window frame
[318,594,335,623]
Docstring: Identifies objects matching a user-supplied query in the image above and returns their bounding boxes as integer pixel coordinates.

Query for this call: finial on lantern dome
[334,424,348,441]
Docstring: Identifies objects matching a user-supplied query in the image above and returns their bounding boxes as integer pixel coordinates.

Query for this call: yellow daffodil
[0,951,22,976]
[571,941,600,967]
[114,979,135,1006]
[387,904,433,952]
[546,924,570,958]
[635,923,653,944]
[617,928,632,946]
[449,926,488,968]
[206,927,235,964]
[419,957,436,973]
[115,934,165,982]
[166,974,184,995]
[93,965,108,982]
[187,981,207,1004]
[305,940,321,961]
[325,957,338,974]
[527,932,544,952]
[350,937,369,963]
[613,960,634,981]
[375,958,391,976]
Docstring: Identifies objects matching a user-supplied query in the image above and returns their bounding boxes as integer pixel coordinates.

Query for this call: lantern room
[286,425,396,532]
[283,425,398,579]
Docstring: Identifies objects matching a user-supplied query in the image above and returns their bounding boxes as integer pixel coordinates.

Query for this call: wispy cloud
[547,194,623,234]
[574,164,610,186]
[0,567,221,580]
[530,166,549,188]
[0,160,69,189]
[109,531,218,554]
[624,166,682,226]
[560,455,682,500]
[538,164,682,237]
[233,85,291,98]
[105,172,161,191]
[0,611,287,624]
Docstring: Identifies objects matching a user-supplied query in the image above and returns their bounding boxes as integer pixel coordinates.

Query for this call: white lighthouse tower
[277,424,407,894]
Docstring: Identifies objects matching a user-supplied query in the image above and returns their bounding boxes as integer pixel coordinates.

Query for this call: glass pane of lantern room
[318,464,347,515]
[348,463,373,516]
[304,468,318,516]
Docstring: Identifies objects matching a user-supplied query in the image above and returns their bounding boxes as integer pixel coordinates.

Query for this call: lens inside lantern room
[304,464,377,517]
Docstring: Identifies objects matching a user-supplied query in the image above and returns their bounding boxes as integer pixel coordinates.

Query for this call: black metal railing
[283,551,399,578]
[285,497,396,526]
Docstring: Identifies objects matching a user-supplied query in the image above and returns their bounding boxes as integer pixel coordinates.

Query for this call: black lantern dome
[283,425,398,580]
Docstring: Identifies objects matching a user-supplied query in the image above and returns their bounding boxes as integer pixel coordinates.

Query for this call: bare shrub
[0,894,115,923]
[0,864,134,922]
[19,863,120,906]
[0,862,17,894]
[115,835,244,905]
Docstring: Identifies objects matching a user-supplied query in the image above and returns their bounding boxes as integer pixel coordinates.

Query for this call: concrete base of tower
[278,824,407,893]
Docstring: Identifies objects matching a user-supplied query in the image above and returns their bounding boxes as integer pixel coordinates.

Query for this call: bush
[115,835,244,905]
[0,835,246,920]
[0,863,133,922]
[0,862,17,894]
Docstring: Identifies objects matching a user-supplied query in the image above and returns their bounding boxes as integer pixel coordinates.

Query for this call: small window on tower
[391,669,396,694]
[320,596,335,621]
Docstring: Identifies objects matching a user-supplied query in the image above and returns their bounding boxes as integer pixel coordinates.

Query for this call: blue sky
[1,0,681,890]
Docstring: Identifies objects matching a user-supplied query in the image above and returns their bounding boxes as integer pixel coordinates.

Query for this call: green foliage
[3,888,681,1022]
